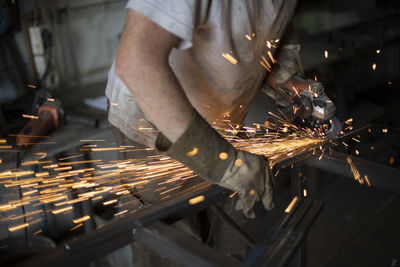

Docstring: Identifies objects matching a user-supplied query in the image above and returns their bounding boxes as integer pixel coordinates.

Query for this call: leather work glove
[274,44,304,85]
[262,44,305,108]
[156,111,274,218]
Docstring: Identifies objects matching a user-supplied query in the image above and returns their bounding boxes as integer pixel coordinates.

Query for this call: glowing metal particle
[346,156,361,182]
[372,63,377,71]
[186,147,198,157]
[8,223,29,232]
[114,210,128,216]
[324,50,328,59]
[34,229,42,235]
[229,191,238,198]
[103,199,118,206]
[22,114,39,120]
[267,51,277,64]
[72,215,90,224]
[285,196,298,213]
[364,175,371,186]
[52,206,73,214]
[303,189,307,197]
[221,53,238,64]
[189,195,205,205]
[219,152,228,160]
[235,159,243,167]
[70,223,83,231]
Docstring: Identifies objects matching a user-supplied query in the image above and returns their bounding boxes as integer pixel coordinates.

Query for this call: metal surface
[250,199,323,267]
[210,204,256,248]
[16,182,228,267]
[134,220,240,267]
[302,151,400,192]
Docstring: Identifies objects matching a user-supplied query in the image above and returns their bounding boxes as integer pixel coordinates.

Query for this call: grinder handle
[266,65,314,102]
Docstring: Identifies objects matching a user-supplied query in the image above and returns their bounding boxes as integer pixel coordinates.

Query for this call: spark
[364,175,371,186]
[261,55,272,69]
[219,152,228,160]
[234,159,243,167]
[245,34,252,40]
[372,63,377,71]
[103,199,118,206]
[59,154,83,161]
[382,128,388,133]
[8,223,29,232]
[303,189,307,197]
[91,147,126,152]
[376,49,381,54]
[47,98,55,102]
[52,206,73,214]
[27,84,36,88]
[22,114,39,120]
[389,157,395,165]
[72,215,90,224]
[0,112,330,232]
[267,51,277,64]
[221,53,238,64]
[346,156,361,183]
[34,229,42,235]
[189,195,205,205]
[324,50,328,59]
[345,118,353,124]
[114,210,128,216]
[186,147,198,157]
[285,196,298,213]
[70,223,83,231]
[260,60,271,72]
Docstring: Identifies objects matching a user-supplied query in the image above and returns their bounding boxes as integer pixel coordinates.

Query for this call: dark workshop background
[0,0,399,266]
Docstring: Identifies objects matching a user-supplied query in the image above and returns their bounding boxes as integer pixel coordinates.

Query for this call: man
[106,0,303,263]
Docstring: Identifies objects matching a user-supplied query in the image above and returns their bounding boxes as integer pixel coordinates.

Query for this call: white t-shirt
[106,0,297,148]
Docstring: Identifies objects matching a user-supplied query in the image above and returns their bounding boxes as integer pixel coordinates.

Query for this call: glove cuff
[158,111,236,182]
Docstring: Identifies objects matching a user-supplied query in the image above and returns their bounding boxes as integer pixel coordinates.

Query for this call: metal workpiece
[302,151,400,192]
[210,204,256,248]
[16,183,229,267]
[133,221,240,267]
[244,199,323,267]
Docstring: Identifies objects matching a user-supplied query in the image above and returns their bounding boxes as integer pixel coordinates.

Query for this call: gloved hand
[274,44,304,84]
[262,44,305,107]
[156,111,274,218]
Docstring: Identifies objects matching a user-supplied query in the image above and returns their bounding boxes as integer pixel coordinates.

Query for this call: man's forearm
[115,9,193,143]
